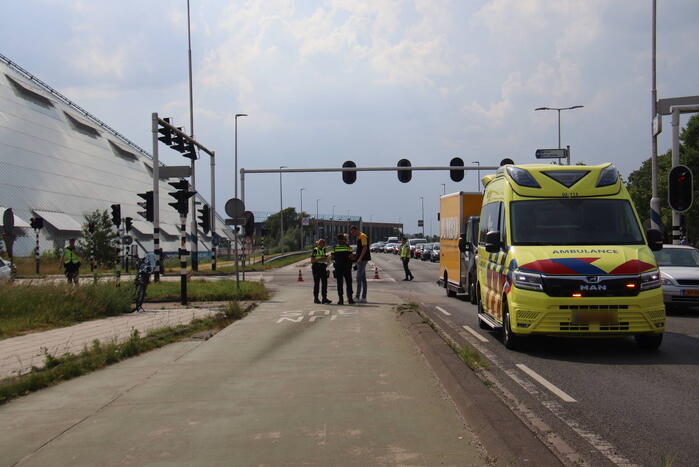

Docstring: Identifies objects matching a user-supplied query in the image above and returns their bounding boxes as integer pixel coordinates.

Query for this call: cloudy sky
[2,0,697,236]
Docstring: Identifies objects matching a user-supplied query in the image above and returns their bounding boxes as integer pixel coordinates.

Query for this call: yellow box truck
[476,163,665,350]
[438,192,483,300]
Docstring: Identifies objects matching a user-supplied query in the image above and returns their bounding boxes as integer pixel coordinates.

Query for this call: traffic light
[668,165,693,212]
[137,191,154,222]
[168,179,195,215]
[198,204,211,234]
[171,128,186,152]
[450,157,464,182]
[110,204,121,227]
[30,217,43,230]
[342,161,357,184]
[183,142,198,160]
[157,117,173,146]
[397,158,412,183]
[124,217,133,233]
[244,211,255,237]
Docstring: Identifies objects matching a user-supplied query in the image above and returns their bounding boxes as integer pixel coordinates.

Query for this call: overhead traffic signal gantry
[668,165,693,212]
[197,204,211,234]
[168,179,196,215]
[110,204,121,227]
[137,190,154,222]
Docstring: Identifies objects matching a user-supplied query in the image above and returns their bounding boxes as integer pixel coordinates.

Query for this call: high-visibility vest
[312,247,327,262]
[64,247,80,264]
[333,244,352,253]
[400,244,410,258]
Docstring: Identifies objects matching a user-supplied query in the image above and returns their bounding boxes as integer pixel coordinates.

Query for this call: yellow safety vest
[312,247,327,262]
[400,244,410,258]
[64,247,80,264]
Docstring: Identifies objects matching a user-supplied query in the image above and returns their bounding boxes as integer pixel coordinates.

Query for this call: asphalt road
[369,252,699,467]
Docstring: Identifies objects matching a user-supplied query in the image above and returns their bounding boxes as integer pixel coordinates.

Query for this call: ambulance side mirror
[458,234,467,253]
[484,231,501,253]
[646,229,663,252]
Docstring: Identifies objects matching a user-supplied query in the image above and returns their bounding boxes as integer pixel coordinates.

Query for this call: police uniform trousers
[312,263,328,300]
[336,265,353,300]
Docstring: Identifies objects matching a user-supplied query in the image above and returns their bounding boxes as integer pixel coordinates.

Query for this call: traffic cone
[297,269,304,282]
[373,266,380,279]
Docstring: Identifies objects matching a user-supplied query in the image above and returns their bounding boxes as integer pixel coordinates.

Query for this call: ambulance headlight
[640,270,661,290]
[513,269,544,291]
[506,166,541,188]
[596,164,619,187]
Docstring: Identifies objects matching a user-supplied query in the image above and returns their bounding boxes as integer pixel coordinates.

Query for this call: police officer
[332,234,355,305]
[59,238,82,285]
[350,225,370,303]
[400,237,414,281]
[311,239,332,304]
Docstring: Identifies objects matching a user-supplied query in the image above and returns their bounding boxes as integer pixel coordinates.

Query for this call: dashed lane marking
[462,325,489,343]
[516,363,577,403]
[435,306,451,316]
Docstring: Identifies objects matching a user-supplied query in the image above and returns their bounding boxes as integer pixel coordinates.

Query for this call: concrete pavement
[0,272,487,465]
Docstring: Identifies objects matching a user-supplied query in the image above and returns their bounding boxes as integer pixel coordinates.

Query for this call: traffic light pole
[179,212,188,305]
[671,105,699,244]
[152,113,162,282]
[211,151,217,271]
[34,228,40,275]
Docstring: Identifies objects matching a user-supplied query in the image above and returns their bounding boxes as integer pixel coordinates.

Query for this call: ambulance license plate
[572,309,618,324]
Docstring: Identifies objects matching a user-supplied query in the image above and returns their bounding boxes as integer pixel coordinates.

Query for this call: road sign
[122,235,133,245]
[301,217,310,226]
[211,233,220,247]
[225,218,247,225]
[2,208,14,234]
[159,165,192,179]
[535,148,569,159]
[418,220,424,227]
[224,198,245,218]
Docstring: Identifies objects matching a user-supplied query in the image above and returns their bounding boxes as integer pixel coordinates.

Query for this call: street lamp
[299,187,305,250]
[234,113,248,199]
[534,105,584,150]
[420,196,425,237]
[472,161,480,192]
[279,165,287,243]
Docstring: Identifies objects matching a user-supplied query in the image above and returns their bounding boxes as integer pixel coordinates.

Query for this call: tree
[79,210,119,266]
[627,114,699,243]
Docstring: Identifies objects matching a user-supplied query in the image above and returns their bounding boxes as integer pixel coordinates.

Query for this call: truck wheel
[635,334,663,350]
[444,272,457,297]
[502,303,522,350]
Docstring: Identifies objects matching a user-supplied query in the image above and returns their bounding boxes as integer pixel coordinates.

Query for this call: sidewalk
[0,303,229,380]
[0,280,486,465]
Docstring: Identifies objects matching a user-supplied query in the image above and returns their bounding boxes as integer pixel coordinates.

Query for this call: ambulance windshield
[510,199,644,246]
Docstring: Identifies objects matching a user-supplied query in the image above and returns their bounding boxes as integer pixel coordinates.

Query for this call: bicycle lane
[0,283,486,466]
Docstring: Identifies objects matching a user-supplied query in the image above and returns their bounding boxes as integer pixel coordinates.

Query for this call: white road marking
[435,306,451,316]
[515,364,577,403]
[387,277,396,282]
[462,325,489,343]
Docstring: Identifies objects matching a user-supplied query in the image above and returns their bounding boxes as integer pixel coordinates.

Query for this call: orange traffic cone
[373,266,380,279]
[297,269,304,282]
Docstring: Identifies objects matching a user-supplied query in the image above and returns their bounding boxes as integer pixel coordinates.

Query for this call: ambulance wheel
[502,303,522,350]
[635,333,662,350]
[476,283,489,329]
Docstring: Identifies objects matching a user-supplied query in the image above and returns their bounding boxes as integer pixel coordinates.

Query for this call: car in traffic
[371,242,385,253]
[414,243,426,259]
[420,243,433,261]
[654,244,699,312]
[407,238,426,257]
[0,257,16,282]
[429,243,440,262]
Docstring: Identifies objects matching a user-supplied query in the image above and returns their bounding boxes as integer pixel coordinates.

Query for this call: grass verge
[0,302,252,405]
[145,280,269,302]
[188,251,309,275]
[0,281,268,339]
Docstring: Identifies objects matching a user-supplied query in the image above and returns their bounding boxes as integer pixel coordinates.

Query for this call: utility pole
[650,0,661,231]
[299,187,305,250]
[279,165,287,244]
[186,0,198,271]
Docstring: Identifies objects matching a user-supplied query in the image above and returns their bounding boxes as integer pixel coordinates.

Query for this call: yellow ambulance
[477,163,665,350]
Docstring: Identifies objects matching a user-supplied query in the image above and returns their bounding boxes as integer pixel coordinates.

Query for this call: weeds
[458,345,489,371]
[396,302,419,314]
[145,280,270,302]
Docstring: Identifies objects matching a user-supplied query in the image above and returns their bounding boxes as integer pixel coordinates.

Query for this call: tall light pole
[299,187,305,250]
[186,0,199,270]
[535,105,583,164]
[472,161,480,192]
[279,165,287,244]
[420,196,425,237]
[315,198,319,240]
[650,0,661,231]
[234,113,247,285]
